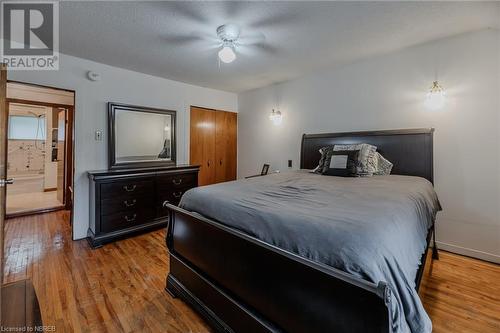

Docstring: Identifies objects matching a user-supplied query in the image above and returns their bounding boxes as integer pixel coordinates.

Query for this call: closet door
[215,111,237,183]
[190,107,216,186]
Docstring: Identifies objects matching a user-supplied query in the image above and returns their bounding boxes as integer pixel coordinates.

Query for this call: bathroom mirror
[108,103,176,169]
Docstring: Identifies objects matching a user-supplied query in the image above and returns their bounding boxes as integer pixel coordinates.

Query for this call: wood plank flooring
[3,211,211,333]
[3,211,500,333]
[419,250,500,332]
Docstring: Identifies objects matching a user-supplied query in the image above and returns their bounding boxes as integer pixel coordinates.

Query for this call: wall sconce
[425,81,446,110]
[269,109,282,125]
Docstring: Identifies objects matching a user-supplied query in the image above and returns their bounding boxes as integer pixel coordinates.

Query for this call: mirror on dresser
[88,102,198,248]
[108,102,176,169]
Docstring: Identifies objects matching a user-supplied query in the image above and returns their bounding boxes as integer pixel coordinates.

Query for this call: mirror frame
[108,102,176,169]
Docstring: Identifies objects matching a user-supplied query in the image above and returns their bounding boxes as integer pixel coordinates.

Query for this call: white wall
[238,29,500,263]
[7,104,48,176]
[9,54,237,240]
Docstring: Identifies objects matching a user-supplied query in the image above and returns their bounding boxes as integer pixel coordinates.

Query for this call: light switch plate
[95,130,103,141]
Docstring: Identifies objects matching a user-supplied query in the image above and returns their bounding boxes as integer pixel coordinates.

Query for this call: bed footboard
[165,204,393,333]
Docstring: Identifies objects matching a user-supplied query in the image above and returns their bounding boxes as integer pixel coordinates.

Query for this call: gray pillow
[333,143,377,176]
[321,149,360,177]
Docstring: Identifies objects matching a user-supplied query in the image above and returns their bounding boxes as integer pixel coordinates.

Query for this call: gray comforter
[179,170,441,333]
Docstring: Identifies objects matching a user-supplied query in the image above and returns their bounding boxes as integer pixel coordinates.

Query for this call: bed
[165,128,440,333]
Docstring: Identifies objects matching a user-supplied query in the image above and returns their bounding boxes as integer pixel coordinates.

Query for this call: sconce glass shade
[269,109,282,125]
[425,81,446,110]
[218,45,236,63]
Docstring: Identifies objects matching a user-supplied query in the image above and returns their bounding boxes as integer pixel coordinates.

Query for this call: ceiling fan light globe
[218,46,236,63]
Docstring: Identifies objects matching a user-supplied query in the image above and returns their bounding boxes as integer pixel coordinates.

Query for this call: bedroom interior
[0,1,499,332]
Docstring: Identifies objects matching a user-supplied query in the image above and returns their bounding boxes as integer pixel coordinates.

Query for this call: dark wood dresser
[87,165,199,248]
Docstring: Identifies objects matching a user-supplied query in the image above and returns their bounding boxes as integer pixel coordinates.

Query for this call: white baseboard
[436,241,500,264]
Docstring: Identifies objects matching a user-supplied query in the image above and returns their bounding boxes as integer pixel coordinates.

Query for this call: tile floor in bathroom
[6,175,63,214]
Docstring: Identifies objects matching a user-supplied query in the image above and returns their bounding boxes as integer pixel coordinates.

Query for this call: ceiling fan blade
[237,32,266,46]
[249,12,300,28]
[224,1,243,17]
[253,43,280,55]
[236,42,280,57]
[162,31,219,46]
[169,2,209,24]
[163,35,204,45]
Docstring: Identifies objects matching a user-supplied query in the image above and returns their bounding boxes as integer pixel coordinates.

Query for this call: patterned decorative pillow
[373,152,393,175]
[321,150,360,177]
[333,143,377,176]
[312,146,335,173]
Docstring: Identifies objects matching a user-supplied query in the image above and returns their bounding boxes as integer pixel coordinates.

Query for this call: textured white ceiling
[60,1,500,93]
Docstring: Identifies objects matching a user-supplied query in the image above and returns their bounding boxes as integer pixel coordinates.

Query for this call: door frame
[1,64,6,314]
[5,81,75,224]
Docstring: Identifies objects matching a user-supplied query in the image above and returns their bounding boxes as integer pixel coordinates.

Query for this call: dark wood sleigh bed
[165,128,438,333]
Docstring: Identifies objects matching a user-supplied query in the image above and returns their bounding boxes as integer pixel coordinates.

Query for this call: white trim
[436,241,500,264]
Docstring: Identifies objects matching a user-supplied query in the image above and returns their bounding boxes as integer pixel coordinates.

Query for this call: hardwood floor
[3,211,211,333]
[3,211,500,333]
[419,251,500,332]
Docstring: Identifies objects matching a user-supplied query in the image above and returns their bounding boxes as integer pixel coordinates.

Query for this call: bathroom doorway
[5,82,75,218]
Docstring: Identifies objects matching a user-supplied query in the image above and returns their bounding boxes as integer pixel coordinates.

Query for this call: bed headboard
[300,128,434,183]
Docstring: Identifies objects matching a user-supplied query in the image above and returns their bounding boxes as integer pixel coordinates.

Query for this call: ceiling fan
[216,24,241,63]
[163,23,273,65]
[216,23,272,64]
[156,2,299,65]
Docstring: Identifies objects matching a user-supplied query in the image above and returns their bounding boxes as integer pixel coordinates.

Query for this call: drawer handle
[123,185,137,192]
[124,214,137,222]
[172,191,183,198]
[172,178,182,185]
[123,199,137,207]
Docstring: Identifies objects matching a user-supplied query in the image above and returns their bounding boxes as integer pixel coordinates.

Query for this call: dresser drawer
[87,166,199,248]
[100,208,155,233]
[101,179,154,199]
[158,188,191,214]
[157,172,197,191]
[101,195,154,216]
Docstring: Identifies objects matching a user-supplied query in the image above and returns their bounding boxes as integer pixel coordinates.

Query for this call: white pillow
[372,152,393,175]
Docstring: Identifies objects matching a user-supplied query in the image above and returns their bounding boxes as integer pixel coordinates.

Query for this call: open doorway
[5,82,74,218]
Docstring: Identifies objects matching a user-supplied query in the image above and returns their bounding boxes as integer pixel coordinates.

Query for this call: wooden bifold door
[190,106,237,186]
